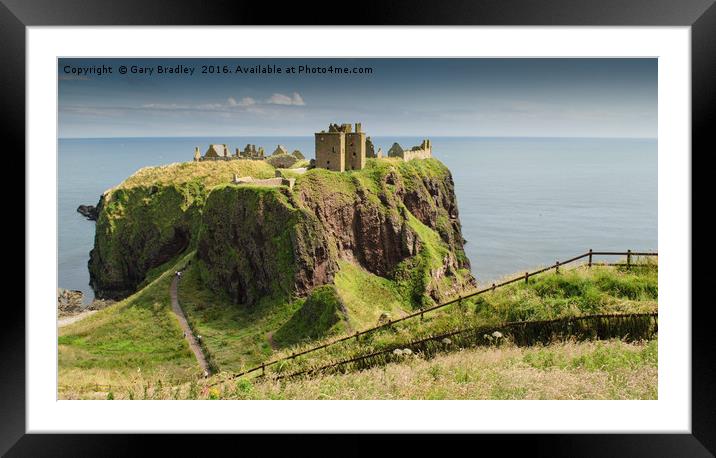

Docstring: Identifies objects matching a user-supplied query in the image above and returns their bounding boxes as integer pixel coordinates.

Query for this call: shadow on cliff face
[90,226,191,300]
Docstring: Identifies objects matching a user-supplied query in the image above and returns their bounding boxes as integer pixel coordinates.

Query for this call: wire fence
[207,249,656,384]
[274,311,658,380]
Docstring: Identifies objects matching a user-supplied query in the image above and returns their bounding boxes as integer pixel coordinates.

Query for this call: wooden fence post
[355,331,360,342]
[525,272,529,284]
[555,260,560,274]
[588,249,593,268]
[627,249,632,269]
[491,283,496,292]
[261,363,265,376]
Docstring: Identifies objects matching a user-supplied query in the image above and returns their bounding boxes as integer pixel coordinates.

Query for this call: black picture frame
[4,0,711,455]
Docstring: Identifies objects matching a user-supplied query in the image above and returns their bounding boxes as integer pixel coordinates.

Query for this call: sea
[59,136,657,303]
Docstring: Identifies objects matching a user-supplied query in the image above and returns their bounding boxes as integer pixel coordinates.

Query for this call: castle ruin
[387,139,432,161]
[315,122,430,171]
[191,123,432,171]
[194,143,265,161]
[314,123,366,172]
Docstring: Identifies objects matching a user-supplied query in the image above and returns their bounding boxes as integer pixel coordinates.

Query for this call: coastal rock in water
[57,288,84,316]
[77,204,98,221]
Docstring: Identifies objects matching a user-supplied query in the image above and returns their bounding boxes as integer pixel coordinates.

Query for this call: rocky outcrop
[77,204,98,221]
[197,186,336,307]
[89,158,474,308]
[196,158,473,308]
[58,288,115,317]
[88,184,201,299]
[57,288,84,316]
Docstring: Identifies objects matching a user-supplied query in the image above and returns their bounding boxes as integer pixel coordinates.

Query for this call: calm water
[59,136,657,302]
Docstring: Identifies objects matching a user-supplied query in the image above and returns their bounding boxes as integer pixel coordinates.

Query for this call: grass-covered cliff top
[114,156,450,193]
[115,160,277,190]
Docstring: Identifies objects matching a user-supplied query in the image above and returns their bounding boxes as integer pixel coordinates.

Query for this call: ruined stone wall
[402,148,432,161]
[315,132,345,172]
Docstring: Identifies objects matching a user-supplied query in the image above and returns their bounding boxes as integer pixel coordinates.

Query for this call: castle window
[327,160,330,165]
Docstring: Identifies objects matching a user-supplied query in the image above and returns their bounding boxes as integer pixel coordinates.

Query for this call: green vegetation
[90,160,277,298]
[474,260,657,323]
[59,254,198,399]
[333,261,411,329]
[263,262,657,378]
[67,155,658,400]
[117,160,275,189]
[100,338,657,400]
[196,184,333,307]
[60,260,658,399]
[273,285,350,346]
[265,153,298,169]
[176,259,302,372]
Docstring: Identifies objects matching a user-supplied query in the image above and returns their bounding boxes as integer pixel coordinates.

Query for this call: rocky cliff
[89,158,474,308]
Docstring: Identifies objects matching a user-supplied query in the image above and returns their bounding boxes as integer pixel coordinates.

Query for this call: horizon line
[59,134,658,141]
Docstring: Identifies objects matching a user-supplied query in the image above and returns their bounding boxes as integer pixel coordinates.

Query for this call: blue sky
[58,58,657,138]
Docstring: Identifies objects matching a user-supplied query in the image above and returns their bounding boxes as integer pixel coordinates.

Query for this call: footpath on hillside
[170,274,211,376]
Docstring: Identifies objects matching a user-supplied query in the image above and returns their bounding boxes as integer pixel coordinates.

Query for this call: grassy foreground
[262,261,657,378]
[59,258,657,399]
[58,253,199,400]
[98,338,658,400]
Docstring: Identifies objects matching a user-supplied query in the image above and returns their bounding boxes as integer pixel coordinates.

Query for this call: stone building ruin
[237,144,265,160]
[191,122,432,170]
[387,139,432,161]
[194,143,265,161]
[272,145,289,156]
[314,122,367,172]
[315,122,431,172]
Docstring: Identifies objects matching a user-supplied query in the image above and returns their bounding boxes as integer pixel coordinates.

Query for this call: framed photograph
[7,0,712,454]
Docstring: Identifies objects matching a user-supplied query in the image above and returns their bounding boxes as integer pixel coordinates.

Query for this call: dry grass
[83,338,656,400]
[116,160,276,190]
[214,338,658,400]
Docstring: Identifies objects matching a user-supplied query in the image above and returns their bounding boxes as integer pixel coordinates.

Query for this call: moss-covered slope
[196,185,336,306]
[90,157,474,310]
[89,160,275,299]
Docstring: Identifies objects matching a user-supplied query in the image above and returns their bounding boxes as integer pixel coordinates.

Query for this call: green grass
[59,253,198,399]
[60,260,658,399]
[333,261,411,329]
[176,259,304,372]
[116,160,276,190]
[262,261,657,377]
[179,338,658,400]
[273,285,350,347]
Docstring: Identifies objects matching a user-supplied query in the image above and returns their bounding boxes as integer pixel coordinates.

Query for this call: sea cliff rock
[89,158,474,308]
[196,159,474,308]
[88,185,201,299]
[77,204,98,221]
[197,186,336,306]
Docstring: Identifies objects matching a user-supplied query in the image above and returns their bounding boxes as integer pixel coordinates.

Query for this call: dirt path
[170,274,211,376]
[58,310,97,328]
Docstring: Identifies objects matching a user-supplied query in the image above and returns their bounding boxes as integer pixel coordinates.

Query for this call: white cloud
[230,96,257,107]
[266,92,305,106]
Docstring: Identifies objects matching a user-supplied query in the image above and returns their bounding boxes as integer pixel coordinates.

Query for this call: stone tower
[345,123,366,171]
[315,122,367,172]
